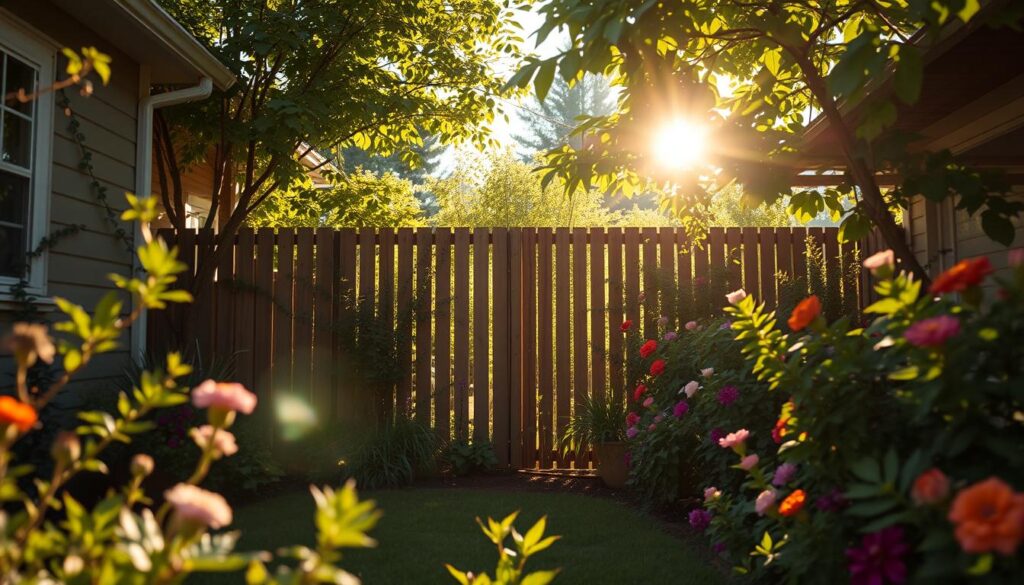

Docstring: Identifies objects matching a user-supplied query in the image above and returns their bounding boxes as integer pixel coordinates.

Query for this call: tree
[340,135,445,185]
[510,0,1024,283]
[431,149,619,227]
[248,170,425,228]
[514,73,615,154]
[154,0,519,296]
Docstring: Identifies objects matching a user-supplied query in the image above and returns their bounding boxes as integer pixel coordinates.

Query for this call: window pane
[0,224,26,278]
[4,54,36,116]
[1,110,31,168]
[0,170,28,225]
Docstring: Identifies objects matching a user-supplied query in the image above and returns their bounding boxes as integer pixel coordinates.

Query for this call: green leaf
[893,44,923,104]
[981,210,1015,246]
[534,60,557,101]
[888,366,919,381]
[521,570,560,585]
[849,457,881,483]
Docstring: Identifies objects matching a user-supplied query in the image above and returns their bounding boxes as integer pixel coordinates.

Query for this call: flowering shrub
[681,252,1024,581]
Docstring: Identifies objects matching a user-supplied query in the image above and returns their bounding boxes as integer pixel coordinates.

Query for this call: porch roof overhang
[50,0,235,90]
[792,0,1024,186]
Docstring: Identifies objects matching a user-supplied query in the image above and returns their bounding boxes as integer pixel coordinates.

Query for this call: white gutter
[130,77,214,361]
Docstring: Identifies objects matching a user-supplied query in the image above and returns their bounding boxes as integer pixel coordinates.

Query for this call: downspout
[130,77,214,361]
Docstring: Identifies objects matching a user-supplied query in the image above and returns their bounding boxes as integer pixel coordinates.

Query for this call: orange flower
[929,257,992,294]
[787,296,821,332]
[0,396,38,432]
[948,477,1024,556]
[911,468,950,505]
[778,489,806,517]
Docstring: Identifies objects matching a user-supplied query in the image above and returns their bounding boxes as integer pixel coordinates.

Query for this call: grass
[190,487,724,584]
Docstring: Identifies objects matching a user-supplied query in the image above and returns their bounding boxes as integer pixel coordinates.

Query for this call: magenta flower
[688,508,712,532]
[772,463,798,487]
[904,315,960,348]
[673,400,689,418]
[685,320,698,331]
[663,331,679,342]
[642,396,654,408]
[716,385,740,406]
[709,427,726,445]
[815,488,848,512]
[845,527,909,585]
[626,426,639,439]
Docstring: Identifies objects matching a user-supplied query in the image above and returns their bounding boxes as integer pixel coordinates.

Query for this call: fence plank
[396,228,414,411]
[215,231,234,358]
[624,228,641,330]
[591,228,606,403]
[379,228,395,336]
[571,227,589,467]
[272,230,294,406]
[194,229,214,358]
[415,227,432,425]
[521,228,537,467]
[775,227,793,280]
[537,228,554,468]
[758,228,777,308]
[435,228,452,441]
[792,227,808,292]
[641,227,658,338]
[358,228,375,309]
[293,229,315,398]
[554,227,571,467]
[709,227,725,294]
[453,228,470,440]
[234,230,256,391]
[726,227,742,290]
[313,228,335,418]
[742,228,759,296]
[509,228,523,467]
[492,227,510,467]
[607,228,624,405]
[676,229,692,322]
[692,235,709,312]
[473,228,490,442]
[658,227,675,326]
[337,229,357,420]
[254,228,274,411]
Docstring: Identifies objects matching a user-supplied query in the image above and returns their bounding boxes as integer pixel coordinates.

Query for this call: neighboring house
[0,0,234,388]
[798,7,1024,280]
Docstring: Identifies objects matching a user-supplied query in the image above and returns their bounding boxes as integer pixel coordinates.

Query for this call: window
[0,14,54,295]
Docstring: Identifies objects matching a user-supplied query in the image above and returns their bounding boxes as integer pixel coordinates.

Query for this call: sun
[651,118,708,170]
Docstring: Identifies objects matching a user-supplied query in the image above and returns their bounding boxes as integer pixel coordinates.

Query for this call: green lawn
[190,487,724,584]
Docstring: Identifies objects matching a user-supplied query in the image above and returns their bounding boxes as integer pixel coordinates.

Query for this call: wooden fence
[150,226,862,469]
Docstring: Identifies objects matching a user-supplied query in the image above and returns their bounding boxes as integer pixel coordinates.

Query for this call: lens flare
[652,118,707,170]
[274,393,318,441]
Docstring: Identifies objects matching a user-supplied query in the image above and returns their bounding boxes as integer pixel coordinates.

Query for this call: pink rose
[862,249,895,274]
[725,289,747,305]
[190,425,239,458]
[684,381,700,398]
[642,396,654,408]
[739,454,760,470]
[755,489,778,516]
[704,486,721,502]
[191,380,258,414]
[701,367,714,378]
[718,429,750,449]
[685,320,698,331]
[905,315,960,348]
[164,483,232,528]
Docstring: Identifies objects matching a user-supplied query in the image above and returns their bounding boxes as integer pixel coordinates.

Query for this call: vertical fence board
[571,227,589,466]
[709,228,726,292]
[658,228,675,326]
[607,228,624,404]
[554,228,571,467]
[726,227,742,290]
[676,229,692,322]
[194,229,214,357]
[473,228,490,442]
[434,228,452,440]
[313,228,335,417]
[537,228,554,468]
[824,228,841,300]
[492,228,510,467]
[337,230,358,422]
[415,227,433,425]
[509,228,523,467]
[758,228,777,308]
[254,229,274,411]
[272,230,295,405]
[215,232,234,358]
[293,229,315,397]
[453,228,470,440]
[521,228,537,468]
[624,228,641,329]
[177,229,196,354]
[358,228,375,309]
[641,227,658,338]
[590,228,606,403]
[775,228,793,280]
[379,228,395,336]
[396,228,414,410]
[692,237,709,299]
[792,227,808,291]
[234,230,255,390]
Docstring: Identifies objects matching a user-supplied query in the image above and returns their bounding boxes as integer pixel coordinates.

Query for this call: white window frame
[0,12,55,299]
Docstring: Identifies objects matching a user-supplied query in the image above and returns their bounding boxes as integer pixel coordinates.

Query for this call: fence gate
[150,226,864,469]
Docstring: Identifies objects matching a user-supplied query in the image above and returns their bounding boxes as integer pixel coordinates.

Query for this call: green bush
[343,414,440,489]
[443,439,498,476]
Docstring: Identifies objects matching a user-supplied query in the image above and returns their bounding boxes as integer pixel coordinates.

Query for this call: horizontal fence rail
[150,226,865,469]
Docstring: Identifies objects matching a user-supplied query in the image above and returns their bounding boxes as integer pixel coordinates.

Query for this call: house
[0,0,234,388]
[796,4,1024,280]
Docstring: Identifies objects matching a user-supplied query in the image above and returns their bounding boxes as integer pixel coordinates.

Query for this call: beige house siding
[953,188,1024,278]
[1,2,141,388]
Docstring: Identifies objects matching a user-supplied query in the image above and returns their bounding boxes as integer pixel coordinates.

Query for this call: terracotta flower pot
[593,441,629,489]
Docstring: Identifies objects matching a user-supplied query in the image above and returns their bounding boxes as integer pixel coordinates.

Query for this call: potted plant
[562,394,629,488]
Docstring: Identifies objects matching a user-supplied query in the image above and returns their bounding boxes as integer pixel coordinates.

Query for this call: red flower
[626,411,640,427]
[788,295,821,332]
[930,257,992,294]
[633,384,647,402]
[650,359,666,377]
[621,320,633,332]
[911,468,950,506]
[639,339,658,359]
[778,489,806,517]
